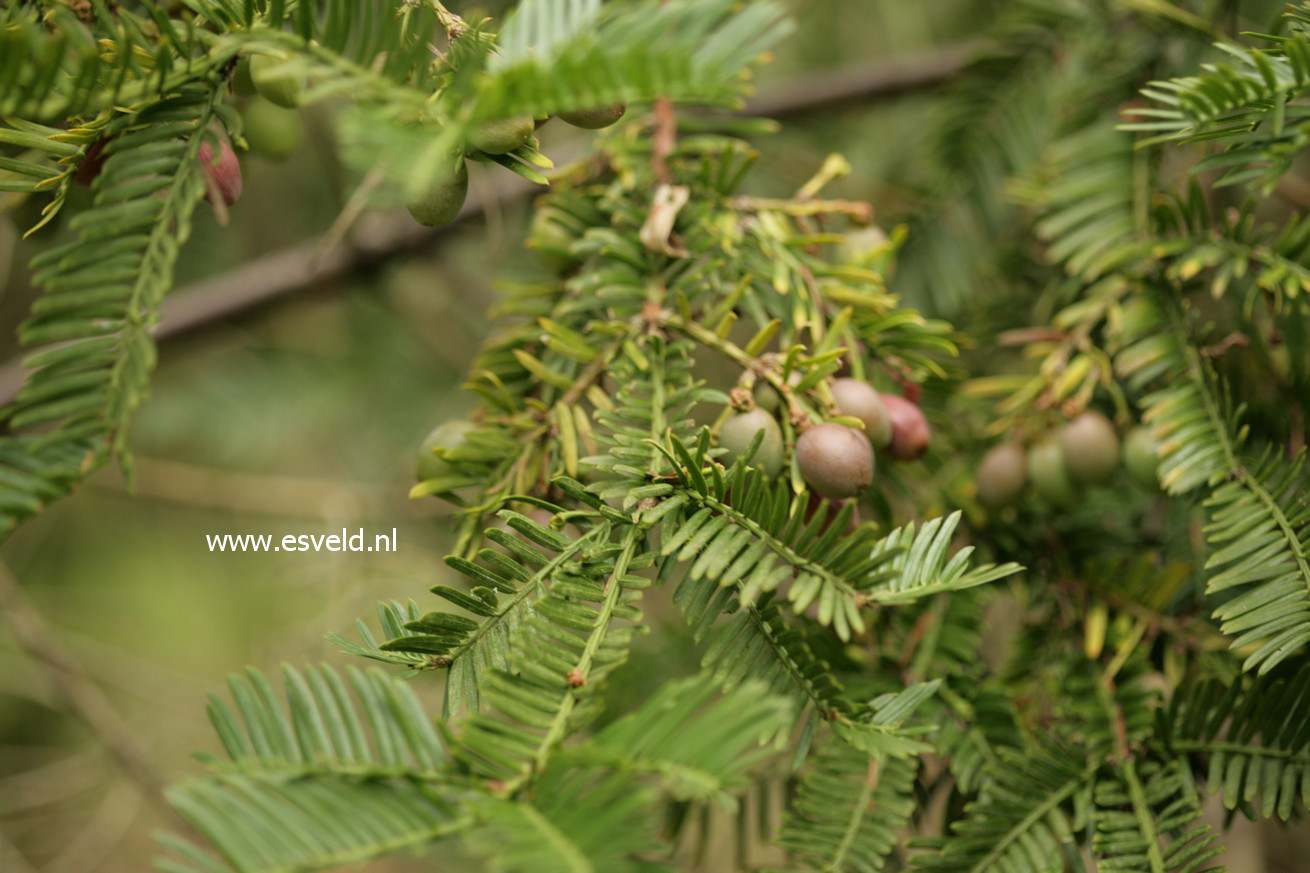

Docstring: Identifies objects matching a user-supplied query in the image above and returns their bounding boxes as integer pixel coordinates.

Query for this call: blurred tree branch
[0,748,104,815]
[45,780,143,873]
[0,833,39,873]
[0,560,166,806]
[87,455,453,519]
[0,43,979,407]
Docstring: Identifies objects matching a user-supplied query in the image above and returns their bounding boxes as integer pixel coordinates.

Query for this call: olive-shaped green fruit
[831,378,892,449]
[557,103,626,130]
[1123,426,1160,490]
[469,115,534,155]
[250,51,303,108]
[241,98,302,161]
[233,56,257,97]
[797,423,874,499]
[1059,411,1120,485]
[416,420,476,481]
[977,443,1027,508]
[1027,437,1077,506]
[528,205,581,273]
[719,409,784,476]
[754,371,800,414]
[880,393,931,460]
[407,160,469,227]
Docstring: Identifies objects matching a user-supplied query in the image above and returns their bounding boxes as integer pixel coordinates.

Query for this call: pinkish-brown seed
[880,393,931,460]
[199,139,242,207]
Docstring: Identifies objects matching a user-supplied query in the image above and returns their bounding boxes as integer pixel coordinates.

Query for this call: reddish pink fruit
[199,139,242,206]
[880,393,931,460]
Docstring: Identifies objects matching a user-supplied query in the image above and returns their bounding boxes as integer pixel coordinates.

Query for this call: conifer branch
[13,3,1310,871]
[0,43,977,414]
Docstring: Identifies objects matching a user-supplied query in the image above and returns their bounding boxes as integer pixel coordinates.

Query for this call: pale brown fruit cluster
[794,380,931,500]
[975,411,1159,509]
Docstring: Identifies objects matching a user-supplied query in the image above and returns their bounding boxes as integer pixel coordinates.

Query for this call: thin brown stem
[651,97,676,184]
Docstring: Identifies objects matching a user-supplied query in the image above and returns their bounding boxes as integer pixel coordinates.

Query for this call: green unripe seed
[1028,437,1077,506]
[416,420,476,481]
[233,56,257,97]
[718,408,784,476]
[831,378,892,449]
[469,115,535,155]
[754,371,801,413]
[753,382,780,413]
[796,423,874,499]
[1123,426,1160,490]
[1059,411,1120,485]
[241,98,302,161]
[407,160,469,228]
[557,103,627,130]
[250,51,303,108]
[976,443,1027,508]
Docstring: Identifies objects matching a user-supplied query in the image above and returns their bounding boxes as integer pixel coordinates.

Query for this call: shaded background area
[0,1,1303,870]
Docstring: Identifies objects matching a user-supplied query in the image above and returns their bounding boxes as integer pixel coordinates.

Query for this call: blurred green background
[0,1,1302,871]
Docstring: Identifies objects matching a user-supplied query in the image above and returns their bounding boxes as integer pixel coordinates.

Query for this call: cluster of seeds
[420,378,935,505]
[190,51,312,207]
[975,411,1159,509]
[719,376,932,501]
